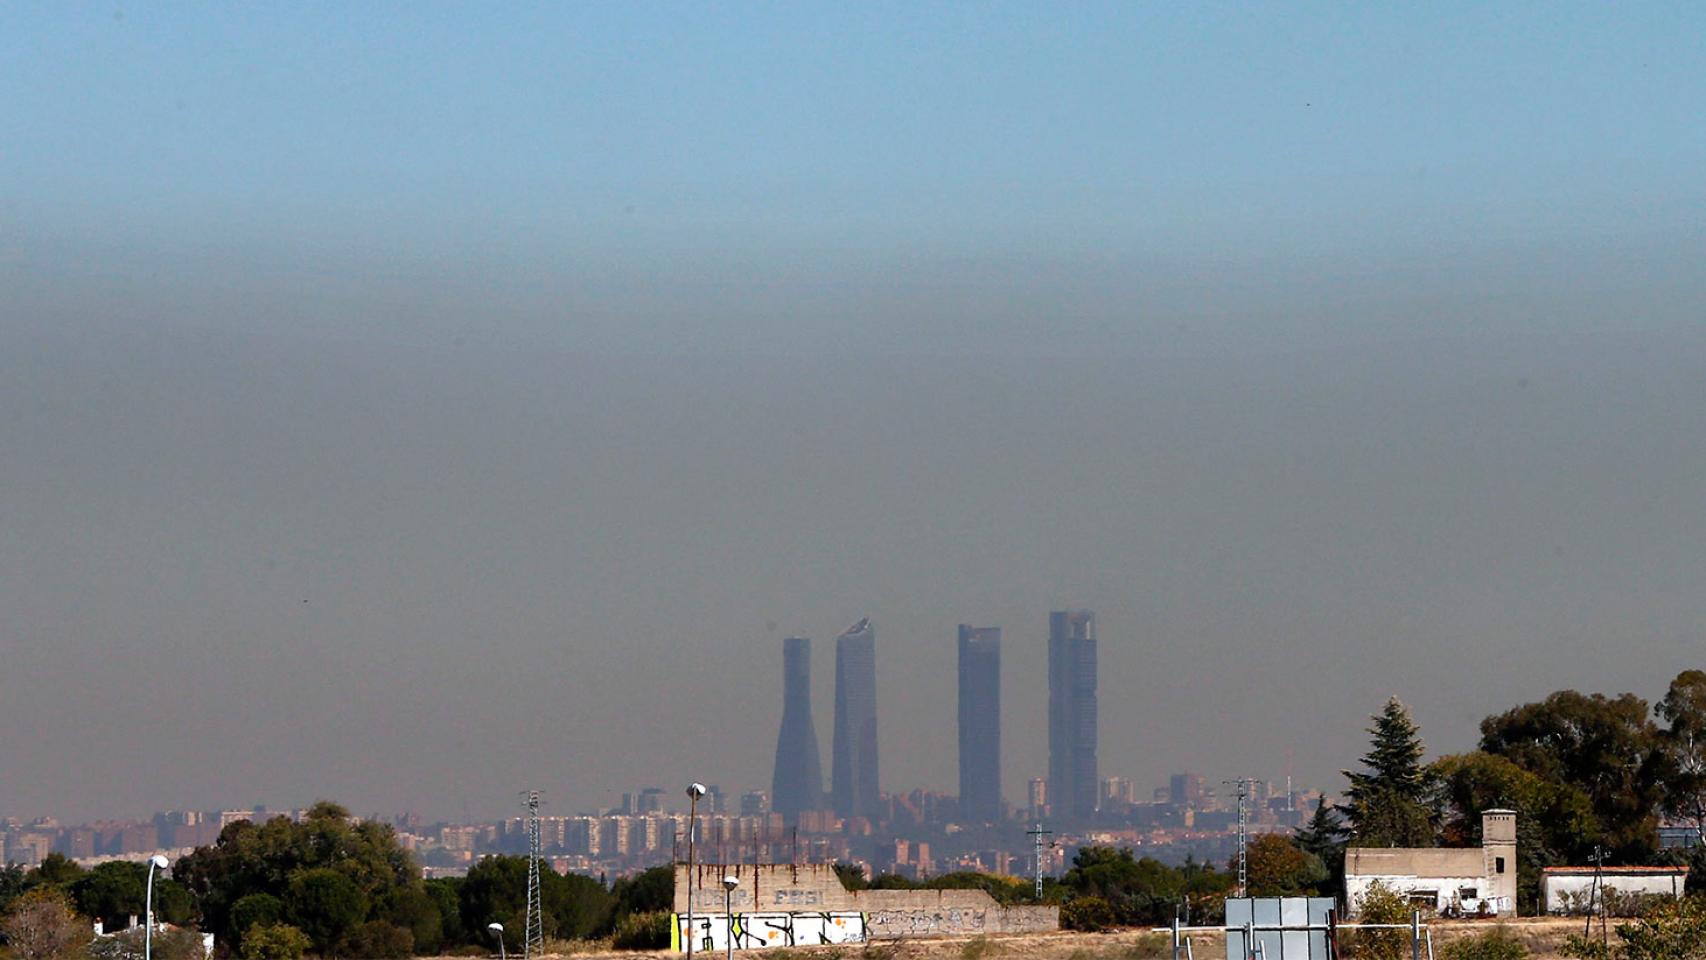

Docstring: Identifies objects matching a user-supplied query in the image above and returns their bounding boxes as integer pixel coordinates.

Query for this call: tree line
[1,803,675,960]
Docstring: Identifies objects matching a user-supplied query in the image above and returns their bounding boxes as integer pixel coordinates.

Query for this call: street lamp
[721,875,740,960]
[488,922,506,960]
[685,783,707,960]
[145,854,169,960]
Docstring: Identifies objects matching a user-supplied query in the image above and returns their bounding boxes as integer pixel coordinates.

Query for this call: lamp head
[149,855,170,869]
[722,875,740,891]
[488,923,504,933]
[686,783,707,799]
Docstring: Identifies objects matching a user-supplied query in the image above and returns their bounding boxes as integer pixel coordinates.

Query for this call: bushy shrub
[611,910,672,950]
[340,920,415,959]
[241,923,310,960]
[1349,882,1410,960]
[1440,927,1529,960]
[1061,896,1117,933]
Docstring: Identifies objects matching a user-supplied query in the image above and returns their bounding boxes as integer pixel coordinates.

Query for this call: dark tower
[771,636,823,820]
[831,618,880,820]
[957,625,1003,823]
[1047,610,1097,822]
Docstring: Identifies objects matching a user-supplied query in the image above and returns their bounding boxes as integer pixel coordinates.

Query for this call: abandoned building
[1344,809,1518,916]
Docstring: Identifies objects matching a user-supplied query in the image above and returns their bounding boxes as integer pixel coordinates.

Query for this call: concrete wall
[673,864,1058,948]
[1542,872,1688,914]
[1346,874,1510,917]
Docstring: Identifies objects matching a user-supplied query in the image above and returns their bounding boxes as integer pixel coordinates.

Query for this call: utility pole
[1586,845,1608,946]
[1223,779,1258,898]
[1026,823,1055,900]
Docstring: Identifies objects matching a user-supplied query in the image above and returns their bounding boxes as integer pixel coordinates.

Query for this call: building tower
[1482,808,1518,907]
[771,636,824,820]
[957,625,1003,823]
[1047,609,1097,822]
[831,618,881,820]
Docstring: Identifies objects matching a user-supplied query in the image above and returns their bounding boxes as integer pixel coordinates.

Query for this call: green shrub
[611,910,672,950]
[1440,927,1529,960]
[1061,896,1117,933]
[1349,882,1410,960]
[241,923,310,960]
[340,920,415,959]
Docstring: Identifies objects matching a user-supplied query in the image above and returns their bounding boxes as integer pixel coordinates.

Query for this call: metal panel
[1279,898,1308,960]
[1307,898,1336,960]
[1226,898,1252,960]
[1252,898,1283,960]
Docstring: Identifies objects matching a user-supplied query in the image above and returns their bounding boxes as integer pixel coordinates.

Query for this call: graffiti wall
[674,912,866,951]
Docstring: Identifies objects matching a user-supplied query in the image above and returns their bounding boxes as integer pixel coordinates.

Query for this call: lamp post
[488,922,506,960]
[722,875,739,960]
[685,783,707,960]
[145,854,169,960]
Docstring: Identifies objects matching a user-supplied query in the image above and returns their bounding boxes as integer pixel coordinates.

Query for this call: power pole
[1223,779,1258,898]
[522,790,544,960]
[1026,823,1055,900]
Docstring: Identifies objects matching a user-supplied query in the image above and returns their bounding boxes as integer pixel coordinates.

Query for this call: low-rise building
[1345,810,1517,916]
[1541,866,1689,915]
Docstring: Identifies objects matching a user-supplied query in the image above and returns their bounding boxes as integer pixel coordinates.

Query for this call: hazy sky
[3,4,1705,822]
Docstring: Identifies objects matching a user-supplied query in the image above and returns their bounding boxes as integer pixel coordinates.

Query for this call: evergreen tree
[1294,797,1347,900]
[1342,697,1436,847]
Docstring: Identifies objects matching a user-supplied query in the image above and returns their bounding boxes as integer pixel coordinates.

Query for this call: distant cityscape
[4,610,1332,882]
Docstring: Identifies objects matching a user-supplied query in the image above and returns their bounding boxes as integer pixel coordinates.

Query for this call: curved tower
[771,636,824,820]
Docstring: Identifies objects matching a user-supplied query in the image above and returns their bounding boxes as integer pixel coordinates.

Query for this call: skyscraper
[1047,609,1097,822]
[831,617,880,820]
[771,636,824,820]
[957,625,1002,823]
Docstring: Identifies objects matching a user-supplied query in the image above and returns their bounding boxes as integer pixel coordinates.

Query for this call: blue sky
[6,4,1706,820]
[6,3,1704,354]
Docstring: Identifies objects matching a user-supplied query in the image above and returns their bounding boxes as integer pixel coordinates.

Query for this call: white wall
[1347,875,1509,916]
[1542,874,1686,914]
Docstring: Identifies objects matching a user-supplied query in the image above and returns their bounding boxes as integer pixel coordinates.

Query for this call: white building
[1541,866,1688,914]
[1345,810,1517,916]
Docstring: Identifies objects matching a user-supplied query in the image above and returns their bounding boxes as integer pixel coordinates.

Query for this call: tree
[1352,881,1411,960]
[68,861,189,932]
[1480,690,1665,861]
[173,800,430,950]
[1061,846,1233,927]
[241,923,310,960]
[1,864,30,917]
[1240,834,1326,897]
[457,855,613,944]
[422,878,465,946]
[1432,750,1599,911]
[32,855,86,890]
[1658,670,1706,841]
[228,893,285,953]
[609,865,674,921]
[1293,797,1347,898]
[285,868,367,953]
[3,889,90,960]
[830,863,869,892]
[1343,698,1436,847]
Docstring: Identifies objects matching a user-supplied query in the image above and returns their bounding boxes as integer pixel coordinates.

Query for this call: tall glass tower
[831,618,880,820]
[957,625,1003,823]
[771,636,823,820]
[1047,610,1097,822]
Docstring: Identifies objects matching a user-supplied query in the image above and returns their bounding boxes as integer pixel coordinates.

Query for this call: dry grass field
[479,916,1596,960]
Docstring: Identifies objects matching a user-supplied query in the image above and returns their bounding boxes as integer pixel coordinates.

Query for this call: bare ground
[434,917,1594,960]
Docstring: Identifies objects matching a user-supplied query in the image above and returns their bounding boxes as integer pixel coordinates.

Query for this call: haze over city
[5,3,1706,826]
